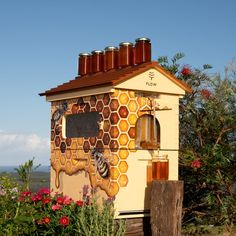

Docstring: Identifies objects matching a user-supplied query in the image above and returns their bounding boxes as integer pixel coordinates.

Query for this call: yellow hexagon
[118,134,129,146]
[65,161,72,174]
[118,161,128,173]
[118,149,129,159]
[66,150,72,159]
[77,137,84,146]
[119,93,129,105]
[128,114,137,125]
[60,154,66,165]
[128,140,136,152]
[137,97,146,107]
[112,89,120,98]
[71,141,78,153]
[55,149,61,159]
[128,100,138,112]
[118,174,128,187]
[109,182,119,196]
[110,167,120,180]
[71,154,78,166]
[128,90,136,98]
[51,153,56,164]
[119,120,129,132]
[110,154,119,166]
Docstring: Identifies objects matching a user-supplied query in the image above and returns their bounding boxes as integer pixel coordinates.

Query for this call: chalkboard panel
[66,112,101,138]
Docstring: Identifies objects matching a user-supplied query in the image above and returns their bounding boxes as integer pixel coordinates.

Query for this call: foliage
[158,54,236,229]
[0,182,125,235]
[15,157,41,191]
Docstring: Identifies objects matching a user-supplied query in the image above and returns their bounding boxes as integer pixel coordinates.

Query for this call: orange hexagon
[71,140,78,152]
[118,161,128,173]
[128,140,136,152]
[109,126,119,138]
[118,174,128,187]
[103,120,110,132]
[110,154,119,166]
[128,90,136,98]
[109,182,119,196]
[128,127,136,139]
[118,134,129,146]
[118,149,129,159]
[118,120,129,132]
[110,167,120,180]
[112,89,120,97]
[137,97,146,107]
[128,100,138,112]
[119,93,129,105]
[128,114,137,125]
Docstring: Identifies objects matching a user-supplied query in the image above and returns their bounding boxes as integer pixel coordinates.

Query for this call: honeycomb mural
[50,89,153,197]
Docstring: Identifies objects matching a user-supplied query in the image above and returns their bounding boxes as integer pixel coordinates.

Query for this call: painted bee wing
[52,110,61,122]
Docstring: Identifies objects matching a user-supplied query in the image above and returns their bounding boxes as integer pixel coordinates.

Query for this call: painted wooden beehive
[40,38,191,218]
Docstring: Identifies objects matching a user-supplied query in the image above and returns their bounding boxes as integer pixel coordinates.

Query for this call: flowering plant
[0,183,125,235]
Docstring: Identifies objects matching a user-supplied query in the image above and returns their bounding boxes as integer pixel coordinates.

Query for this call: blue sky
[0,0,235,166]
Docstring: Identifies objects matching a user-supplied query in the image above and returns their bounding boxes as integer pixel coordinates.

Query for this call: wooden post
[150,180,183,236]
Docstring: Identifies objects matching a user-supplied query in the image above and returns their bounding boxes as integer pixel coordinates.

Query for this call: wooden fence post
[150,180,184,236]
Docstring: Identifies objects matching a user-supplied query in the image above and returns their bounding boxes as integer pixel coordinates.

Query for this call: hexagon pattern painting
[50,89,153,197]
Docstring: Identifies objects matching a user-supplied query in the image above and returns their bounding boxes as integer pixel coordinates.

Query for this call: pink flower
[52,204,62,211]
[60,216,69,226]
[38,187,50,195]
[76,200,84,207]
[181,66,192,76]
[63,195,72,205]
[201,89,211,99]
[191,159,202,169]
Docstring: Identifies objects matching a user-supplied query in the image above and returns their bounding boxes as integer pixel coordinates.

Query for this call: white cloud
[0,131,50,166]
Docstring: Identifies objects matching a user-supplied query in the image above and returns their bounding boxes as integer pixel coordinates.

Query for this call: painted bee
[91,148,109,179]
[52,101,68,123]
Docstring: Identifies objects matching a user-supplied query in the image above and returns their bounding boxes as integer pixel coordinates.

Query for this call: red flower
[76,200,84,207]
[180,66,192,76]
[42,197,51,204]
[52,204,62,211]
[201,89,211,99]
[191,159,202,169]
[31,194,42,202]
[21,191,32,197]
[42,216,51,224]
[38,187,50,195]
[56,197,64,204]
[60,216,69,226]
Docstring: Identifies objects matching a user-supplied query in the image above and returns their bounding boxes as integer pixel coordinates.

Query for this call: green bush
[158,55,236,229]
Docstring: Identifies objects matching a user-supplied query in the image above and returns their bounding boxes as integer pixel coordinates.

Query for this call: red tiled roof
[39,61,192,96]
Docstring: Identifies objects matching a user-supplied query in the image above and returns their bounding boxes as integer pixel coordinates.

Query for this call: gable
[114,68,186,95]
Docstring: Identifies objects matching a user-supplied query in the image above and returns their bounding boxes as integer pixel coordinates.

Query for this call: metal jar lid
[105,46,118,51]
[119,42,133,47]
[79,53,91,56]
[135,37,151,42]
[91,50,104,55]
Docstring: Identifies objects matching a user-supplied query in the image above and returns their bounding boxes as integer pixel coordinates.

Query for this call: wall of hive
[50,89,154,197]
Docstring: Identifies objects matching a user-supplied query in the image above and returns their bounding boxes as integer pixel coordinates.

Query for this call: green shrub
[0,182,125,235]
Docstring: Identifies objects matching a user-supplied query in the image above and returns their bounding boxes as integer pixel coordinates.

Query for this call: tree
[158,54,236,228]
[15,158,41,191]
